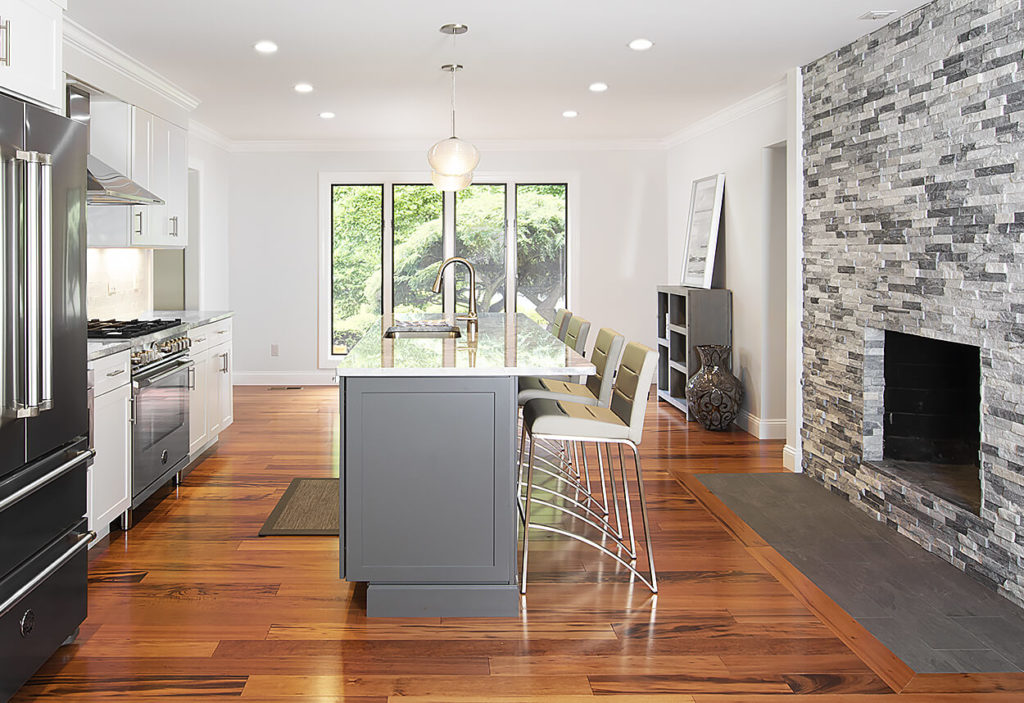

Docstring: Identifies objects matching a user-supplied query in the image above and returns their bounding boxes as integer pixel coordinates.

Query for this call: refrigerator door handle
[38,152,53,412]
[13,150,52,418]
[0,145,7,424]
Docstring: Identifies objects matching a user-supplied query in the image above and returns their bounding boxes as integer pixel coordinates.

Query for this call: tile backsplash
[86,248,153,320]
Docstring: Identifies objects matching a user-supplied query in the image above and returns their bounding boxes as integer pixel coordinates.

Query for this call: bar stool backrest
[556,310,573,341]
[549,309,570,337]
[586,328,625,407]
[610,342,659,444]
[564,315,591,356]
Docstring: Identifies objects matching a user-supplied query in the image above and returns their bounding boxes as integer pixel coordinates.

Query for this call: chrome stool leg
[520,433,537,595]
[618,444,637,558]
[630,442,658,593]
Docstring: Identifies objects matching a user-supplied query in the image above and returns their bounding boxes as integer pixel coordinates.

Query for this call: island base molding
[367,584,520,617]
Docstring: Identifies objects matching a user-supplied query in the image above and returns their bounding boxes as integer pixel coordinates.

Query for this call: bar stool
[518,328,624,407]
[548,309,572,340]
[562,314,590,356]
[518,328,625,517]
[518,342,659,594]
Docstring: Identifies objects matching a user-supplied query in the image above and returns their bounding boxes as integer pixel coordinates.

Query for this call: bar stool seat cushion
[517,377,598,406]
[522,398,630,441]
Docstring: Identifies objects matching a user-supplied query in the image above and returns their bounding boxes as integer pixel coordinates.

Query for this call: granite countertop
[87,340,132,362]
[149,310,233,327]
[336,313,594,378]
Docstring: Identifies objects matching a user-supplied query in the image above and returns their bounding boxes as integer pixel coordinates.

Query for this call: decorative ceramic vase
[686,344,743,431]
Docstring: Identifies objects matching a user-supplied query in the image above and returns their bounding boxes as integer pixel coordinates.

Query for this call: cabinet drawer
[88,351,131,398]
[189,318,231,355]
[0,520,89,703]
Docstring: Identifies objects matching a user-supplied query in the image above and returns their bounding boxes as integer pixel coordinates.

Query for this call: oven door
[131,358,192,506]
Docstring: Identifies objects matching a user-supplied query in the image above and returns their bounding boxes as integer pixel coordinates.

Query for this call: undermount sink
[384,322,462,339]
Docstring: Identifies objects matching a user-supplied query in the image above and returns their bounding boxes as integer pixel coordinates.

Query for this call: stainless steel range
[88,319,193,525]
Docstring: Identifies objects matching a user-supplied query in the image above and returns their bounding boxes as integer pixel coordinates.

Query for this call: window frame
[317,170,579,368]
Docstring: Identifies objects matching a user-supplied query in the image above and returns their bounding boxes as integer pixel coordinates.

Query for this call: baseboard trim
[783,443,801,472]
[233,371,337,386]
[735,410,788,440]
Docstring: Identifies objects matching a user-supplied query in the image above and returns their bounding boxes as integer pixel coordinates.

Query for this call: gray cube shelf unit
[656,285,732,420]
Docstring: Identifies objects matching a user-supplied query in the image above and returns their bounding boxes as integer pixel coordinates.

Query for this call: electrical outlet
[271,344,279,357]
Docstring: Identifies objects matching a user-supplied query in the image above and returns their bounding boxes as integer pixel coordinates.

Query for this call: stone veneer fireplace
[802,0,1024,608]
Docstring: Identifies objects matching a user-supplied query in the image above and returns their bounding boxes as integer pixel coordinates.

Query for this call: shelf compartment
[657,389,688,414]
[657,292,669,339]
[669,294,687,327]
[669,330,686,365]
[657,347,669,392]
[669,366,688,401]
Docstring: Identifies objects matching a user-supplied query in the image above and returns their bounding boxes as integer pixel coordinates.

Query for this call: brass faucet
[432,257,478,331]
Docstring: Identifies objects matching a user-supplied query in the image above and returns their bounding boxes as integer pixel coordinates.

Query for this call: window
[456,184,507,313]
[393,185,444,315]
[319,173,572,364]
[329,185,382,356]
[516,184,567,326]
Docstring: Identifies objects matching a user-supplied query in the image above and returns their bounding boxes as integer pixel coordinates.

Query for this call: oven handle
[134,359,194,389]
[0,530,96,620]
[0,449,94,513]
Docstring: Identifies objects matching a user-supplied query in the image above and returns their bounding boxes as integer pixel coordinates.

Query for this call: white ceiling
[66,0,927,143]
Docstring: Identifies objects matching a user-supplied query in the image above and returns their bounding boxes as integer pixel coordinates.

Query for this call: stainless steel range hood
[86,154,164,205]
[67,85,164,206]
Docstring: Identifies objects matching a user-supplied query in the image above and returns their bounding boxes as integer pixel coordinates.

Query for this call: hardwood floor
[13,386,1022,701]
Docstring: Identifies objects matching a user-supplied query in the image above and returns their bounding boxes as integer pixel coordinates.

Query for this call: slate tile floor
[696,472,1024,673]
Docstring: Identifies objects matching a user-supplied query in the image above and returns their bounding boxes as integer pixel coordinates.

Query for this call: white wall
[666,82,788,439]
[188,133,232,310]
[227,148,666,384]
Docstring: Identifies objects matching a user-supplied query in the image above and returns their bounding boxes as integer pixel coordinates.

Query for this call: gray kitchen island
[336,313,593,616]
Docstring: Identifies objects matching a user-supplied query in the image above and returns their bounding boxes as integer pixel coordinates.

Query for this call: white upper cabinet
[87,101,188,248]
[165,121,188,244]
[0,0,64,112]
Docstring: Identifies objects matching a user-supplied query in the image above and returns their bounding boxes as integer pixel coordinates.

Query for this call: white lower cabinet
[188,319,233,456]
[88,353,132,542]
[209,342,233,435]
[188,348,209,454]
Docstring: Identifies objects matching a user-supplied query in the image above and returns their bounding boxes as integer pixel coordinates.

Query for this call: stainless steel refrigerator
[0,92,93,702]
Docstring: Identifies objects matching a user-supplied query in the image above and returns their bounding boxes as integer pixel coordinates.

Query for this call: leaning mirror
[680,174,725,288]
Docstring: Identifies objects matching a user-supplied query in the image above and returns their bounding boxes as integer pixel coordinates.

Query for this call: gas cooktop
[87,318,183,340]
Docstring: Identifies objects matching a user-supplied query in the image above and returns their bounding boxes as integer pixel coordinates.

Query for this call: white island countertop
[336,313,594,378]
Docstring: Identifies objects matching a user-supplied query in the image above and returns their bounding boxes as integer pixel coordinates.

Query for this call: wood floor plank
[241,674,594,697]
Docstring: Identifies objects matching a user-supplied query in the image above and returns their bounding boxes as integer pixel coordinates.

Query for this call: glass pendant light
[429,25,478,191]
[431,170,473,191]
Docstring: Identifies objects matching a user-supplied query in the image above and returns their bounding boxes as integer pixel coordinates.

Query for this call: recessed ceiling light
[294,83,313,93]
[628,38,654,51]
[253,40,278,54]
[859,10,896,20]
[319,111,335,119]
[562,110,578,118]
[589,82,608,93]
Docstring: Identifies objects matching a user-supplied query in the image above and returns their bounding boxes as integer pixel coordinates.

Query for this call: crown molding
[665,78,788,148]
[188,120,234,151]
[223,136,667,154]
[63,19,201,112]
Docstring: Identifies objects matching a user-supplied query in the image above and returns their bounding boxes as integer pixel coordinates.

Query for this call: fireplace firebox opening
[876,330,981,514]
